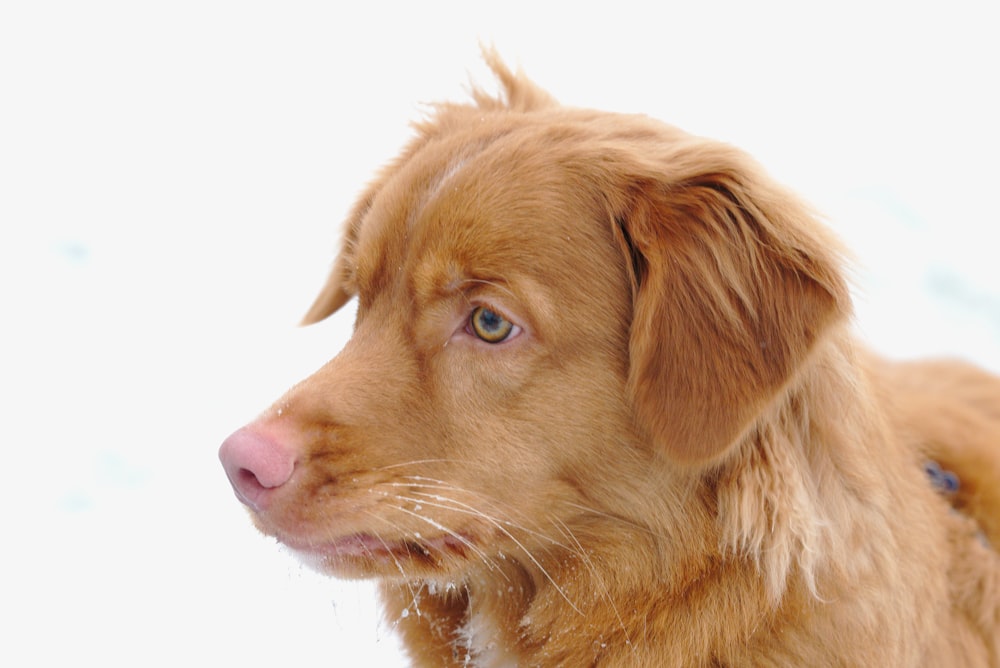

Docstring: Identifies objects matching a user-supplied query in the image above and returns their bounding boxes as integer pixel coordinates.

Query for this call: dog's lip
[281,531,473,563]
[284,533,399,558]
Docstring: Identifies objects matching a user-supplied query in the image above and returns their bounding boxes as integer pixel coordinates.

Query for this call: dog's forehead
[353,122,612,303]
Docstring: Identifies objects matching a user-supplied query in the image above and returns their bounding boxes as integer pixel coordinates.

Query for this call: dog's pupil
[479,309,502,331]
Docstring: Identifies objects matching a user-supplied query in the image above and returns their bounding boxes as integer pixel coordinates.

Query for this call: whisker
[390,504,507,576]
[368,508,477,578]
[322,517,414,629]
[560,500,664,539]
[481,518,583,615]
[391,475,570,544]
[384,475,585,614]
[551,516,635,652]
[394,492,582,615]
[372,459,469,472]
[360,510,423,613]
[399,490,573,552]
[374,534,424,617]
[459,277,518,300]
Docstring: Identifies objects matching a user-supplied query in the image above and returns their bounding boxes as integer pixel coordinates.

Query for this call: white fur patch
[453,597,519,668]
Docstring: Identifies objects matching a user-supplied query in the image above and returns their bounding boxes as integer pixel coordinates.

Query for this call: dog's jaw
[283,532,480,580]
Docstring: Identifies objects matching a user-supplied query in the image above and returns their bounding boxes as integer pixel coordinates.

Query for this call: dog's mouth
[281,531,477,577]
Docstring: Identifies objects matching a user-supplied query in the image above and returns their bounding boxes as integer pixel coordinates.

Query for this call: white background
[2,1,998,665]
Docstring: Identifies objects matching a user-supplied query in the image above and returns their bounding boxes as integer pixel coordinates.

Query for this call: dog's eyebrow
[454,276,516,299]
[415,272,518,312]
[424,272,517,303]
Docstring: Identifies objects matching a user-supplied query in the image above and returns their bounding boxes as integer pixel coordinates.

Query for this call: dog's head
[220,52,850,581]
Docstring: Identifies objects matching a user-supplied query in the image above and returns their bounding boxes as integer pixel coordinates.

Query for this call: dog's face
[220,59,849,584]
[229,116,639,580]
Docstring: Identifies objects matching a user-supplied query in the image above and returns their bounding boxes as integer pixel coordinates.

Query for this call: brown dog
[219,53,1000,666]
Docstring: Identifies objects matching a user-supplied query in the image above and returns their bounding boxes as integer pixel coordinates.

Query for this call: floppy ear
[299,192,370,325]
[614,155,850,464]
[300,127,435,325]
[300,253,354,325]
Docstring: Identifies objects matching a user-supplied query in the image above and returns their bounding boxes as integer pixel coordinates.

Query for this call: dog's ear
[613,151,850,464]
[300,252,354,325]
[300,193,369,325]
[301,125,436,326]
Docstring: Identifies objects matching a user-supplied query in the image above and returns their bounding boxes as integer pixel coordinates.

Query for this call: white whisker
[459,277,518,300]
[390,475,571,544]
[561,500,663,539]
[484,520,583,615]
[393,491,582,615]
[360,511,422,612]
[400,490,573,552]
[391,504,507,576]
[551,516,635,652]
[372,459,468,472]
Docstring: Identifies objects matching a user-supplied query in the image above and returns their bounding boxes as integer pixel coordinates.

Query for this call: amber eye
[469,306,515,343]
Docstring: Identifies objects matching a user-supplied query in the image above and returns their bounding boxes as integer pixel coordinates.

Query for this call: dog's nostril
[237,467,263,489]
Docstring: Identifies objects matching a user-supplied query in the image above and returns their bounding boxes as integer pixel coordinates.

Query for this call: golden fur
[220,52,1000,666]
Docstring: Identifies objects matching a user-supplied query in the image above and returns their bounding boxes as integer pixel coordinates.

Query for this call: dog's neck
[384,336,922,665]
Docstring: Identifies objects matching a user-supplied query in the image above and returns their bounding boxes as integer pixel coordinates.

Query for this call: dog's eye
[469,306,516,343]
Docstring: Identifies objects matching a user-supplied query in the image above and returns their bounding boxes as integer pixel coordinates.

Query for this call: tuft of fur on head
[470,45,558,112]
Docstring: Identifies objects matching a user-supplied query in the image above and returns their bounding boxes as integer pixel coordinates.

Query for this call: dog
[219,52,1000,666]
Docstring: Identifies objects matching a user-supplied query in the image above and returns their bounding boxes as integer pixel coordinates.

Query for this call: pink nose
[219,427,295,511]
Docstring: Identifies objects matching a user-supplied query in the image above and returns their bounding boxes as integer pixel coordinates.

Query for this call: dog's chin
[278,532,479,580]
